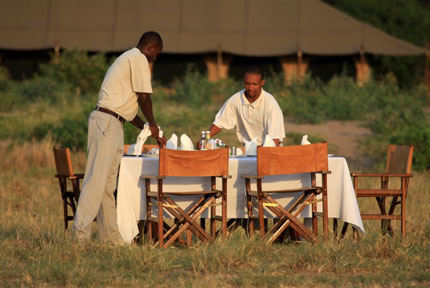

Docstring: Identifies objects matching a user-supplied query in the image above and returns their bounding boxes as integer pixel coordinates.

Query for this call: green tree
[323,0,430,87]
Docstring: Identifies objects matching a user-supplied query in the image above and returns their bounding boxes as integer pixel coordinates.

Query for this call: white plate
[328,154,334,157]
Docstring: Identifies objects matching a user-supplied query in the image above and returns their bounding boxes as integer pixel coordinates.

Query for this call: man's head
[243,66,265,102]
[137,31,163,62]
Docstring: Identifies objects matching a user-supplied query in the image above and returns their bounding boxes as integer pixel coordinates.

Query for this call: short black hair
[244,66,265,80]
[137,31,163,47]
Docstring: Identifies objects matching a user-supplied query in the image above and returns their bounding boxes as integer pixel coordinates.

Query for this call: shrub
[0,66,11,91]
[171,66,214,108]
[0,77,74,111]
[39,50,109,94]
[390,122,430,171]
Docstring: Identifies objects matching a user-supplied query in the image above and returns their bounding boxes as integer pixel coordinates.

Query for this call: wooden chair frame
[341,145,413,238]
[53,147,84,230]
[141,148,230,247]
[242,143,330,243]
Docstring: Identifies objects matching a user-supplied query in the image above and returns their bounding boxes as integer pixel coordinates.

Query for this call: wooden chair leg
[187,230,192,246]
[258,202,265,238]
[201,218,206,231]
[376,196,389,235]
[63,200,69,230]
[210,205,216,239]
[401,195,406,237]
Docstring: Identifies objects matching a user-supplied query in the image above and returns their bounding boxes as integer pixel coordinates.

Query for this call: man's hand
[156,136,167,147]
[149,122,166,147]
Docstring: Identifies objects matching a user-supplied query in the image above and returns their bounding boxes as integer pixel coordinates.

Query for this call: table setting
[117,132,365,243]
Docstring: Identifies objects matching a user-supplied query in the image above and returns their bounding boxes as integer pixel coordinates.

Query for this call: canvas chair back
[53,147,74,176]
[386,145,414,174]
[257,143,328,176]
[159,148,229,177]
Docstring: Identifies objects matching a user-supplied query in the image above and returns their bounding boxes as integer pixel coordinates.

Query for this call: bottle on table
[199,131,206,150]
[204,130,213,150]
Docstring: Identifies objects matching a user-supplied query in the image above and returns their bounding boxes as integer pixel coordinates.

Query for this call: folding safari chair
[53,147,84,230]
[242,143,330,243]
[141,148,230,247]
[341,145,413,238]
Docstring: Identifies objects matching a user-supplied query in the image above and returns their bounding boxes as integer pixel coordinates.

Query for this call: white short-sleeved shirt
[97,48,153,121]
[213,89,285,145]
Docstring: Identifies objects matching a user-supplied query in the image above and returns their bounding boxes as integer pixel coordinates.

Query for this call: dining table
[117,154,365,243]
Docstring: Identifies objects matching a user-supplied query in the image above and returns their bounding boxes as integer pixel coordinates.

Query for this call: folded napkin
[127,123,163,155]
[263,134,276,147]
[166,133,178,150]
[180,134,194,151]
[236,147,244,156]
[301,135,311,145]
[244,138,257,156]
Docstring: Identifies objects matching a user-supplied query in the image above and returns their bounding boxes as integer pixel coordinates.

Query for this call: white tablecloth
[117,156,364,243]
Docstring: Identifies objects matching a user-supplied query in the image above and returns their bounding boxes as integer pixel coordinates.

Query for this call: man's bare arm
[136,92,166,147]
[130,115,145,129]
[209,124,222,138]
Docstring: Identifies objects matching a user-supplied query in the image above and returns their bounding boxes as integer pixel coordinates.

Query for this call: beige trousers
[72,110,124,243]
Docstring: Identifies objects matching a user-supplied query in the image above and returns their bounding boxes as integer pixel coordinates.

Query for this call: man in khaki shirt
[207,66,285,146]
[72,31,165,244]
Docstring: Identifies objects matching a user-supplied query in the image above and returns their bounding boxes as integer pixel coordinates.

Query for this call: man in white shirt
[208,66,285,146]
[72,31,165,244]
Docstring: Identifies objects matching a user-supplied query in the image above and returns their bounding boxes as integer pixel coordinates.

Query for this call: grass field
[1,59,429,286]
[1,139,429,287]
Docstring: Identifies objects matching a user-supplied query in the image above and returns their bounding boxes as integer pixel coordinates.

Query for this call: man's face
[144,43,163,63]
[244,72,265,101]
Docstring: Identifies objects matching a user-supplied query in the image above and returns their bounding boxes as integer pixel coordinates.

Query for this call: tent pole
[54,41,60,64]
[217,43,222,81]
[297,50,303,84]
[425,41,430,103]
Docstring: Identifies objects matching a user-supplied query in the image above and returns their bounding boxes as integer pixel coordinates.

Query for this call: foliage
[1,58,429,169]
[324,0,430,87]
[390,123,430,171]
[0,77,75,112]
[0,66,11,91]
[39,50,110,94]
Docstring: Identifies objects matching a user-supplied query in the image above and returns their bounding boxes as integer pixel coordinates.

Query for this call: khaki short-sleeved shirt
[97,48,152,121]
[213,89,285,145]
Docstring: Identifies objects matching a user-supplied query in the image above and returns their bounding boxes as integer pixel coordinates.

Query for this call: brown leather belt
[95,106,126,123]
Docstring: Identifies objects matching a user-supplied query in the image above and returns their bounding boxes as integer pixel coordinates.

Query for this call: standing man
[72,31,165,244]
[206,66,285,146]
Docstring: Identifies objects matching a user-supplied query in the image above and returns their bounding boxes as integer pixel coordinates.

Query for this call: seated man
[206,66,285,146]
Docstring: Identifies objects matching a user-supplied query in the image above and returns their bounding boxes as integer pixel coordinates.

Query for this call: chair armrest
[351,172,413,178]
[241,174,263,179]
[317,170,331,175]
[73,174,85,179]
[216,175,232,179]
[140,175,165,180]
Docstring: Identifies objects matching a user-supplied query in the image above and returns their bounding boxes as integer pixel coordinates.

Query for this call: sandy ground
[285,119,373,170]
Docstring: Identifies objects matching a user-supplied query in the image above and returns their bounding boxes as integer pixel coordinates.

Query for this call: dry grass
[1,140,429,287]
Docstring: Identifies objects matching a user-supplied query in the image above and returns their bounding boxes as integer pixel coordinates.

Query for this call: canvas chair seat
[241,143,330,244]
[141,148,230,248]
[53,147,84,231]
[340,145,413,238]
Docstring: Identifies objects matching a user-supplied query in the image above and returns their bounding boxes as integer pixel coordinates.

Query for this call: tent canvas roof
[0,0,425,56]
